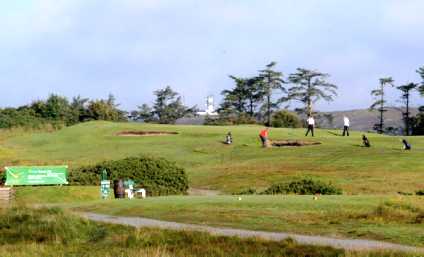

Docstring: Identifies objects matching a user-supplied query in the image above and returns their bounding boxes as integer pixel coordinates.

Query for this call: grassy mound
[1,121,424,194]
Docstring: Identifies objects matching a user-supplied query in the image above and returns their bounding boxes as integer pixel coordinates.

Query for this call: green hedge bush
[271,110,302,128]
[416,189,424,196]
[261,179,342,195]
[69,156,189,196]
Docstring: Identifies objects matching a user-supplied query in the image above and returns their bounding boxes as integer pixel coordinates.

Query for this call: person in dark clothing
[362,134,370,147]
[225,132,233,145]
[305,116,315,137]
[402,139,411,150]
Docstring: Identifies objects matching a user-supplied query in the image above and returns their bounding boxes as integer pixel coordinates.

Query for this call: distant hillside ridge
[316,107,418,132]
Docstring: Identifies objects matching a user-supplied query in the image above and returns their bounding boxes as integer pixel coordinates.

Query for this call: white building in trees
[197,95,218,116]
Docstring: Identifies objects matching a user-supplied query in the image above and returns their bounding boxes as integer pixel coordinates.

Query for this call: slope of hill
[317,107,418,132]
[1,121,424,194]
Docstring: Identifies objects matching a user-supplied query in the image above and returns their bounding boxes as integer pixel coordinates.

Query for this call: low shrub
[261,179,342,195]
[69,156,189,196]
[271,110,302,128]
[416,189,424,196]
[233,188,257,195]
[204,113,257,126]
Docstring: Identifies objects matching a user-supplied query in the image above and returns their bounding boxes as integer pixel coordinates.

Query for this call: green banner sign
[5,166,69,186]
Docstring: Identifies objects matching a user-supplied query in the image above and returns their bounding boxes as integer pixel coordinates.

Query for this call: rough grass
[70,194,424,247]
[1,121,424,194]
[0,206,420,257]
[0,206,351,257]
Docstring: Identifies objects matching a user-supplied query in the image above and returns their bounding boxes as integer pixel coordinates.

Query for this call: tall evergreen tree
[397,83,418,136]
[152,86,196,124]
[417,66,424,95]
[370,77,394,134]
[221,76,248,115]
[258,62,286,126]
[287,68,338,116]
[221,75,264,118]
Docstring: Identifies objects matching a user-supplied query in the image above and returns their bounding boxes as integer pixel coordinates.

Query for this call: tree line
[0,94,126,129]
[370,66,424,135]
[209,62,338,127]
[3,63,424,135]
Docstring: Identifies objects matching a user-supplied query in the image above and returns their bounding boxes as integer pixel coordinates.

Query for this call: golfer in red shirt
[259,128,269,147]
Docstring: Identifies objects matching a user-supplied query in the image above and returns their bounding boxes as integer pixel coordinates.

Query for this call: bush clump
[261,179,342,195]
[69,156,189,196]
[271,110,302,128]
[416,189,424,196]
[233,188,257,195]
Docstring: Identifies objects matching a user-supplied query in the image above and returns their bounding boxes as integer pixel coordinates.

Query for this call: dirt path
[81,212,424,253]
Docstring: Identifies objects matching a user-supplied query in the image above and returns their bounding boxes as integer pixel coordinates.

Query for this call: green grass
[15,186,100,205]
[0,206,372,257]
[70,194,424,247]
[15,186,424,247]
[3,122,424,251]
[2,121,424,194]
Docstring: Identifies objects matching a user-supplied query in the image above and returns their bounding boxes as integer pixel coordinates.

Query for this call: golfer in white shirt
[305,116,315,137]
[343,116,350,136]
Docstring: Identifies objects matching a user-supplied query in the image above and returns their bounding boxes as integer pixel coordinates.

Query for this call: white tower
[206,95,215,114]
[197,95,218,116]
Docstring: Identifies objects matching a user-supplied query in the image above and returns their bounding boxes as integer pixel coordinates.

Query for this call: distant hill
[316,107,418,132]
[175,107,419,132]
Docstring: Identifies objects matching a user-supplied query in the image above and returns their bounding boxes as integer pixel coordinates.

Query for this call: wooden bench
[0,187,15,204]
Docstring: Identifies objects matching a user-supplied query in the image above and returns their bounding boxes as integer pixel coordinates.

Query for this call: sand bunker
[117,131,179,137]
[270,140,321,147]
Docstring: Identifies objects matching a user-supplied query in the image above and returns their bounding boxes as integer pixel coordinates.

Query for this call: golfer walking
[342,116,350,136]
[305,116,315,137]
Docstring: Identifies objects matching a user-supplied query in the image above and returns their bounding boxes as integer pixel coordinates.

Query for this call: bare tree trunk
[406,92,410,136]
[307,78,312,116]
[267,94,271,126]
[379,84,384,134]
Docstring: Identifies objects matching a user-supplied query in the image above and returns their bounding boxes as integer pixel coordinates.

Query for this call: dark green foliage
[86,94,128,122]
[136,103,155,122]
[287,68,338,116]
[233,188,257,195]
[69,156,189,196]
[0,94,127,129]
[396,83,418,135]
[416,189,424,196]
[219,76,264,119]
[258,62,286,126]
[271,110,302,128]
[411,106,424,135]
[0,108,45,129]
[370,77,394,134]
[151,86,197,124]
[217,63,287,126]
[204,113,257,125]
[262,179,342,195]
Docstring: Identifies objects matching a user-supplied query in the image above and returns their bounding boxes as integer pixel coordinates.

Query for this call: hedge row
[69,156,188,196]
[261,179,342,195]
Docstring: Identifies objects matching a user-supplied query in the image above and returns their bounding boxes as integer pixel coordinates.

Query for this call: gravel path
[81,212,424,253]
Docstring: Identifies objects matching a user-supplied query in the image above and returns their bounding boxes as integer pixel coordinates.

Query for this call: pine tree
[152,86,196,124]
[258,62,286,126]
[370,77,394,134]
[397,83,418,136]
[287,68,338,116]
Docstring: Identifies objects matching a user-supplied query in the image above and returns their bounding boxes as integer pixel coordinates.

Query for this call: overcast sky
[1,0,423,111]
